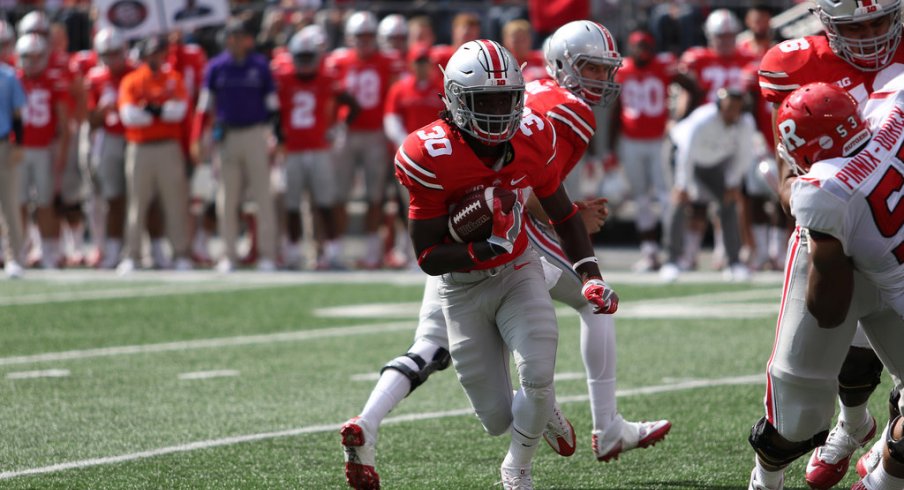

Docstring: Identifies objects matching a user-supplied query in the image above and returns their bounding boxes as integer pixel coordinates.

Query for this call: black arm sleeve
[11,114,23,145]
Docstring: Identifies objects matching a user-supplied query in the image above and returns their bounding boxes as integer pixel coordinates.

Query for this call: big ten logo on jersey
[417,125,452,157]
[701,65,745,102]
[622,76,667,118]
[346,68,381,109]
[23,89,51,127]
[290,90,317,129]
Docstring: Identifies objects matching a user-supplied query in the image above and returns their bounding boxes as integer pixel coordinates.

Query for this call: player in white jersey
[748,82,904,490]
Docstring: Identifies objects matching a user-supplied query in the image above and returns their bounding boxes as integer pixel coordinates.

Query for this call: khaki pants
[124,140,189,262]
[216,125,276,262]
[0,142,23,263]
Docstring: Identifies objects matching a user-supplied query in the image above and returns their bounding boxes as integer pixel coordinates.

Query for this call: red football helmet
[775,82,870,174]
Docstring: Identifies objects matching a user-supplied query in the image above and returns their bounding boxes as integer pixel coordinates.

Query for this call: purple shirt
[204,51,275,127]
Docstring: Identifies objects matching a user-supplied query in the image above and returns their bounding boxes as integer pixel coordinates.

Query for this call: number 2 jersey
[394,113,559,270]
[791,90,904,317]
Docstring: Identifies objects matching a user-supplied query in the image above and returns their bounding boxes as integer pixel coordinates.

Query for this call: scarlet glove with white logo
[487,190,523,254]
[581,278,619,314]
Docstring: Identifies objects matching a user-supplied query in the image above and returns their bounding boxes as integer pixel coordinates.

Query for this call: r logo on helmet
[778,119,806,150]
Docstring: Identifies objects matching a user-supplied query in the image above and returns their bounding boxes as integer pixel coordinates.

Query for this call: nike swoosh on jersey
[513,262,529,270]
[510,175,526,185]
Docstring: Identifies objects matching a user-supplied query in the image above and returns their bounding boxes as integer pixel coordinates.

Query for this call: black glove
[145,103,163,117]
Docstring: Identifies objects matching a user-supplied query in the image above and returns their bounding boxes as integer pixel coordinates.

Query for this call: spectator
[430,12,480,71]
[660,88,755,283]
[116,35,192,274]
[195,18,279,272]
[325,11,397,269]
[408,15,436,49]
[528,0,589,41]
[609,30,699,272]
[738,4,775,58]
[0,37,26,278]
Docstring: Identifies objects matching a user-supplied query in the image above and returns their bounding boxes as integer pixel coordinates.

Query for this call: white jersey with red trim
[394,112,559,271]
[790,90,904,317]
[525,78,595,179]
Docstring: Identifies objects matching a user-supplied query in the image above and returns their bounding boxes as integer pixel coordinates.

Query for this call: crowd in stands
[0,1,800,277]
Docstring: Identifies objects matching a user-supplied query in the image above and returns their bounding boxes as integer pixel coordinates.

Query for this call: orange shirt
[119,64,188,143]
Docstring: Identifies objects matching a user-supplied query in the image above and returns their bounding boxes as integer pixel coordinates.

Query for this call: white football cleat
[805,416,876,490]
[659,263,680,283]
[340,416,380,490]
[856,436,884,478]
[4,259,23,279]
[592,415,671,462]
[256,258,276,272]
[542,401,576,456]
[500,464,533,490]
[748,467,784,490]
[173,257,193,271]
[215,258,234,273]
[116,258,135,276]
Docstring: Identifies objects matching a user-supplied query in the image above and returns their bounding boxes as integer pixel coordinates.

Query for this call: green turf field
[0,271,893,489]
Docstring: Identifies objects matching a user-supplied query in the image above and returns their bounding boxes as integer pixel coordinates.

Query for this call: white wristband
[571,256,598,272]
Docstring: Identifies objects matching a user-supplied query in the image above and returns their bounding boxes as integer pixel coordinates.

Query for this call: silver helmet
[16,33,48,75]
[813,0,902,71]
[377,14,408,52]
[544,20,622,106]
[441,40,525,144]
[288,25,326,73]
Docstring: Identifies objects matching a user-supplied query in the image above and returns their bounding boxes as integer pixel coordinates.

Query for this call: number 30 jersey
[394,112,559,270]
[791,91,904,317]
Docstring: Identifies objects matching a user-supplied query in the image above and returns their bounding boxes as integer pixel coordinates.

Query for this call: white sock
[681,229,703,268]
[580,306,617,430]
[193,229,209,257]
[41,239,59,268]
[504,389,544,468]
[862,460,904,490]
[151,239,167,267]
[839,400,871,433]
[325,239,342,262]
[754,458,784,488]
[104,238,122,261]
[769,226,787,263]
[70,223,85,257]
[359,367,412,427]
[640,240,659,258]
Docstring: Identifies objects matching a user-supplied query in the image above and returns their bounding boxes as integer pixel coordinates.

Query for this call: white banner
[93,0,229,40]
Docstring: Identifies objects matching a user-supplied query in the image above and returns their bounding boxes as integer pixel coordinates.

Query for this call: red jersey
[615,52,676,140]
[18,68,68,147]
[384,74,445,133]
[69,50,97,75]
[167,43,207,102]
[680,47,756,103]
[518,50,548,83]
[326,49,396,131]
[274,67,342,152]
[525,78,595,179]
[430,45,456,73]
[758,35,880,106]
[86,62,137,135]
[394,114,559,270]
[270,47,292,73]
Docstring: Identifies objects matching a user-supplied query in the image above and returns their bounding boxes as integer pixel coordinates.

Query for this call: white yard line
[6,369,71,380]
[0,321,414,366]
[0,283,272,307]
[178,370,240,380]
[0,373,764,480]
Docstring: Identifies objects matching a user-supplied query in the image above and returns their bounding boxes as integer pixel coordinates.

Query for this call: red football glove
[581,278,619,314]
[487,191,523,255]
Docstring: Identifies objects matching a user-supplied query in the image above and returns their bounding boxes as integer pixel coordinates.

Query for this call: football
[448,187,516,243]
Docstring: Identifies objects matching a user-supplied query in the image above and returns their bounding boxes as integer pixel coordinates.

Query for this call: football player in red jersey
[501,19,546,83]
[274,26,359,270]
[429,12,481,75]
[679,9,756,106]
[85,28,137,269]
[525,20,672,463]
[749,2,904,489]
[15,33,70,269]
[377,13,409,76]
[325,11,399,269]
[394,39,613,490]
[609,30,700,272]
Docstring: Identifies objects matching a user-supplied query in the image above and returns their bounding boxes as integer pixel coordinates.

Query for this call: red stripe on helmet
[480,39,504,79]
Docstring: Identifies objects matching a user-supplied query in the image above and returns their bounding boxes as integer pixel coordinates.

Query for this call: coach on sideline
[0,51,26,278]
[117,35,192,274]
[193,18,278,273]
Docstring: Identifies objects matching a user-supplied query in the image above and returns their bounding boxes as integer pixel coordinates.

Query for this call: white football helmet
[544,20,622,106]
[18,11,50,37]
[442,40,525,145]
[288,25,326,74]
[16,33,48,75]
[814,0,902,71]
[378,14,408,52]
[345,11,378,51]
[704,9,741,55]
[93,28,126,55]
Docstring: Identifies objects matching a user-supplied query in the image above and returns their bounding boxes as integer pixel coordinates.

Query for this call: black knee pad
[380,347,451,396]
[838,346,884,407]
[890,388,902,420]
[887,415,904,465]
[748,417,829,469]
